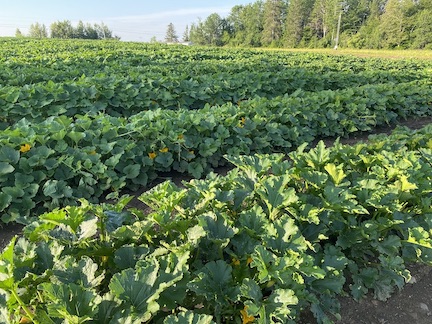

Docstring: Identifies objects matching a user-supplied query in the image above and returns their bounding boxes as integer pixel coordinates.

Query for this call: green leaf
[78,217,98,240]
[224,154,283,178]
[155,152,174,168]
[104,210,134,233]
[267,215,307,254]
[1,187,24,199]
[187,161,204,178]
[112,220,154,242]
[324,163,346,186]
[53,256,105,289]
[250,245,276,283]
[114,246,150,270]
[138,181,185,212]
[43,180,73,199]
[268,288,299,310]
[395,175,418,192]
[304,141,330,168]
[0,292,11,324]
[0,146,20,164]
[198,212,238,246]
[239,278,263,303]
[186,225,206,246]
[0,162,14,176]
[238,205,272,238]
[300,170,328,188]
[255,175,298,220]
[187,260,238,306]
[163,311,215,324]
[0,193,12,212]
[123,164,140,179]
[41,283,97,320]
[109,262,160,319]
[0,237,16,291]
[109,257,182,319]
[67,131,86,144]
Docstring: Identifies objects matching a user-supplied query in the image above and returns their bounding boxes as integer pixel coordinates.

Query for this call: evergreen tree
[261,0,286,46]
[411,0,432,48]
[188,0,432,49]
[165,23,178,43]
[190,21,206,45]
[347,0,384,48]
[283,0,314,47]
[378,0,407,48]
[183,25,190,42]
[75,21,86,39]
[15,28,23,38]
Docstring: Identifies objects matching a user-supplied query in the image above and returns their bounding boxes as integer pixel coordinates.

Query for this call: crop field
[0,38,432,323]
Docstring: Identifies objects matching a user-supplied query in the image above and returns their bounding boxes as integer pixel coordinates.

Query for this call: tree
[183,25,190,42]
[15,28,23,38]
[165,23,178,43]
[227,2,265,47]
[411,1,432,49]
[94,22,113,39]
[74,21,86,39]
[190,14,227,46]
[84,23,99,39]
[283,0,314,47]
[28,22,48,38]
[50,20,74,39]
[203,13,225,46]
[347,0,385,48]
[378,0,407,48]
[190,21,206,44]
[261,0,286,46]
[305,0,343,47]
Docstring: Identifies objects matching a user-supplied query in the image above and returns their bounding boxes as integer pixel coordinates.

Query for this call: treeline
[16,20,119,40]
[187,0,432,49]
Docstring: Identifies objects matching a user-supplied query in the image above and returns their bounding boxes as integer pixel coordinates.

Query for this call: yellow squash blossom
[19,144,31,153]
[159,147,169,153]
[232,258,241,266]
[246,257,253,266]
[148,152,157,159]
[240,306,255,324]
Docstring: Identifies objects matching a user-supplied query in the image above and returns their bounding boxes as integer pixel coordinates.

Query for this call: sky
[0,1,252,42]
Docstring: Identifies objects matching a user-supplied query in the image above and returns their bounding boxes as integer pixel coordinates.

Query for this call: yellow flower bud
[19,144,31,153]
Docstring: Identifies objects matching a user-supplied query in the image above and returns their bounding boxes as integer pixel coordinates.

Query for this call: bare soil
[1,116,431,323]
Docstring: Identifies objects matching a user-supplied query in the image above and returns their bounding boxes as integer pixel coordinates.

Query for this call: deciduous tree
[50,20,74,39]
[28,22,48,38]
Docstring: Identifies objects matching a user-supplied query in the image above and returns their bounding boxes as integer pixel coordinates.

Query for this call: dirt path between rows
[1,117,432,323]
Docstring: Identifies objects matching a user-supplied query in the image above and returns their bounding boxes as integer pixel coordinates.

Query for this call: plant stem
[11,288,37,324]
